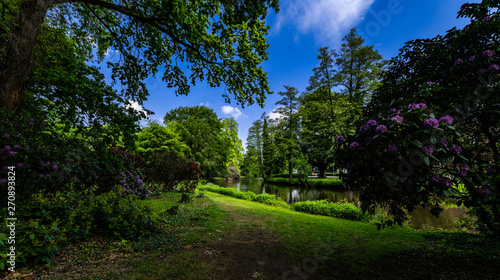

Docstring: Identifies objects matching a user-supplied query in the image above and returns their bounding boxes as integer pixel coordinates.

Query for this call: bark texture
[0,0,53,112]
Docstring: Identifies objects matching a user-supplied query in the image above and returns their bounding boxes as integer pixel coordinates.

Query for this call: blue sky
[112,0,477,149]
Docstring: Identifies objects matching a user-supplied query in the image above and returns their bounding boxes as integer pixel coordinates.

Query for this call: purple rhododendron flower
[349,142,359,150]
[360,124,368,131]
[390,108,401,115]
[17,163,22,167]
[8,151,15,156]
[52,164,58,170]
[2,166,8,170]
[4,133,9,137]
[483,16,491,21]
[375,125,387,134]
[367,119,377,127]
[423,145,434,155]
[482,50,494,58]
[28,122,33,125]
[440,178,452,188]
[0,179,7,183]
[488,64,499,71]
[391,115,403,123]
[431,174,441,184]
[39,174,44,178]
[477,187,493,197]
[469,56,475,61]
[454,59,463,66]
[13,145,20,149]
[451,144,462,155]
[408,103,418,109]
[423,118,439,128]
[458,164,469,177]
[427,81,434,86]
[439,115,453,125]
[387,145,399,155]
[417,103,427,109]
[4,146,11,151]
[437,139,448,147]
[336,136,344,143]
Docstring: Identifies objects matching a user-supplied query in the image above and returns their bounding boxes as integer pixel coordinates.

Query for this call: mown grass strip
[198,185,367,222]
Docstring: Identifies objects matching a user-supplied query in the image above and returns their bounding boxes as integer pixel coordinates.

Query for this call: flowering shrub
[0,108,147,202]
[145,152,200,193]
[114,170,150,199]
[337,0,499,234]
[336,103,472,226]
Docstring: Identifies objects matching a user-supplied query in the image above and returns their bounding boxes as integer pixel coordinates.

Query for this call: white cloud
[268,109,284,120]
[221,105,246,120]
[200,102,210,107]
[274,0,375,44]
[125,100,148,118]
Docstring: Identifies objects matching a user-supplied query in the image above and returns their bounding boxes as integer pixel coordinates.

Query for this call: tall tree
[0,3,143,148]
[221,117,244,177]
[274,85,301,183]
[164,106,226,177]
[334,28,385,103]
[136,121,188,157]
[261,114,274,179]
[247,119,263,177]
[0,0,279,113]
[299,88,357,177]
[307,46,337,122]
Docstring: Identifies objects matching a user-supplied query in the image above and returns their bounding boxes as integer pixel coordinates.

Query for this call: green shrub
[198,185,289,208]
[145,152,200,193]
[0,189,161,270]
[292,200,366,221]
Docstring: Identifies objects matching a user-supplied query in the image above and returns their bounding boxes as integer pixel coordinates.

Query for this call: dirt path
[179,198,293,280]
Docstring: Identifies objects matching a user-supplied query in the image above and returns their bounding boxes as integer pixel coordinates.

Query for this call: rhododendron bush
[336,1,499,235]
[0,108,147,202]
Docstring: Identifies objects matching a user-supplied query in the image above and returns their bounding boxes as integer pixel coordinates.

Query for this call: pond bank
[211,177,468,231]
[264,176,344,188]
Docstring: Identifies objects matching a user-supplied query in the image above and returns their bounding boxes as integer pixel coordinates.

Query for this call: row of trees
[242,28,385,182]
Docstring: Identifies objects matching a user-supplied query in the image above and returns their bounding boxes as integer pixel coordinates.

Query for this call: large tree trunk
[0,0,54,113]
[319,166,326,178]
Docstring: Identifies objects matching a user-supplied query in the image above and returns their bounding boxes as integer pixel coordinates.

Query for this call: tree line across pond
[242,28,384,181]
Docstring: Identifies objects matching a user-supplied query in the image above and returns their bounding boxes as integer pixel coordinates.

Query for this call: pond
[210,177,468,231]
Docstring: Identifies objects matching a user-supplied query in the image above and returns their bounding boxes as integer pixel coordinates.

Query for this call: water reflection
[210,178,468,231]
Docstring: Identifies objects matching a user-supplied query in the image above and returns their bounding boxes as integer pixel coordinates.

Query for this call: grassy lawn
[5,189,499,279]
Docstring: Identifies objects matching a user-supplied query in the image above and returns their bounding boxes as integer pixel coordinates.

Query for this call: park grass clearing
[5,188,499,279]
